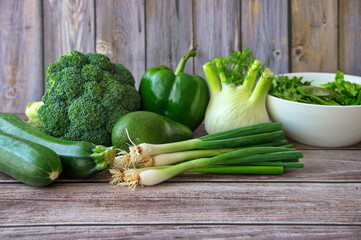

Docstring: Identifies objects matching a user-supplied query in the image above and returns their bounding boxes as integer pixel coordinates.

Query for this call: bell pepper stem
[174,49,197,75]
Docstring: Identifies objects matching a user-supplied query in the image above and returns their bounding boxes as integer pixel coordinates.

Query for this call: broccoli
[28,51,141,146]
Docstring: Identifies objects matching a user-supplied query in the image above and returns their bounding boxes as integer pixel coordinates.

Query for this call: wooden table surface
[1,116,361,239]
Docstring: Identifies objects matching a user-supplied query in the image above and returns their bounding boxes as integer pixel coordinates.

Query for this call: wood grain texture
[291,0,338,72]
[0,182,360,225]
[1,225,361,240]
[241,0,289,74]
[194,0,241,77]
[0,0,43,113]
[43,0,95,69]
[339,0,361,76]
[96,0,145,85]
[146,0,193,74]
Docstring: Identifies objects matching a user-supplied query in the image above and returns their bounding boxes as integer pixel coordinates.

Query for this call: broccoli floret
[46,51,89,86]
[82,81,104,100]
[52,67,84,101]
[85,52,114,72]
[68,97,106,131]
[64,125,110,146]
[81,64,103,82]
[36,51,141,146]
[113,63,135,86]
[46,71,63,87]
[38,101,70,138]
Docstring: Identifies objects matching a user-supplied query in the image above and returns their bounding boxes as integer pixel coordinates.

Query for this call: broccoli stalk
[90,145,117,171]
[25,101,44,127]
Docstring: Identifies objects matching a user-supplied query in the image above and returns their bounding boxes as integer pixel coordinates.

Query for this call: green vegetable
[112,111,193,150]
[0,131,62,187]
[113,122,286,168]
[139,49,209,131]
[319,71,361,105]
[0,113,116,178]
[110,144,303,188]
[110,122,304,188]
[269,71,361,105]
[25,101,43,127]
[28,51,141,146]
[202,48,275,134]
[127,146,299,167]
[190,166,284,175]
[114,143,299,169]
[268,75,339,105]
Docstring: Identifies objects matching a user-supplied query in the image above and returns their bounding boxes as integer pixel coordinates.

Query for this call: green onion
[114,140,291,168]
[190,166,284,175]
[110,147,303,188]
[243,162,304,168]
[131,130,284,156]
[198,122,282,140]
[110,122,305,189]
[217,150,303,166]
[116,123,287,168]
[209,162,304,168]
[150,144,295,167]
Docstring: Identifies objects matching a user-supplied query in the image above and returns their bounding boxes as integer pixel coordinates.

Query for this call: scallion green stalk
[198,122,282,141]
[217,151,303,166]
[240,162,304,168]
[190,166,284,174]
[208,161,304,168]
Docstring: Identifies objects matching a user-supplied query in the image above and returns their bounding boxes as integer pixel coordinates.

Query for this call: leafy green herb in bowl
[267,72,361,147]
[269,71,361,106]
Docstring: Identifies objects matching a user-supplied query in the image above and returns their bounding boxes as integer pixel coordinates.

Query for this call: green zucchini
[0,113,116,178]
[0,131,62,186]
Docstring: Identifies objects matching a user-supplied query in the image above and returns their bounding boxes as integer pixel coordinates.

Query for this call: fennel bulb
[202,49,275,134]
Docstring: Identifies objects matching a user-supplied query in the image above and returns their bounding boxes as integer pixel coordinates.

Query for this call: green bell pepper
[139,49,209,131]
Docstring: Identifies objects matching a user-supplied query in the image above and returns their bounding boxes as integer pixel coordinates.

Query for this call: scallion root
[114,149,155,169]
[109,168,142,190]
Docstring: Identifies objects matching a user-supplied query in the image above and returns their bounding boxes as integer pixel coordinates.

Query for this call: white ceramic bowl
[267,72,361,147]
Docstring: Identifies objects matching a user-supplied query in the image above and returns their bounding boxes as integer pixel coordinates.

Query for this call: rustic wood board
[291,0,338,72]
[1,225,361,240]
[43,0,95,69]
[193,0,241,77]
[0,0,43,112]
[339,0,361,76]
[241,0,289,74]
[96,0,145,85]
[0,182,360,225]
[145,0,193,74]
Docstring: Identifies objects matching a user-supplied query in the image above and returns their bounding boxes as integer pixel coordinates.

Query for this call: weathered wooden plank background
[1,0,360,113]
